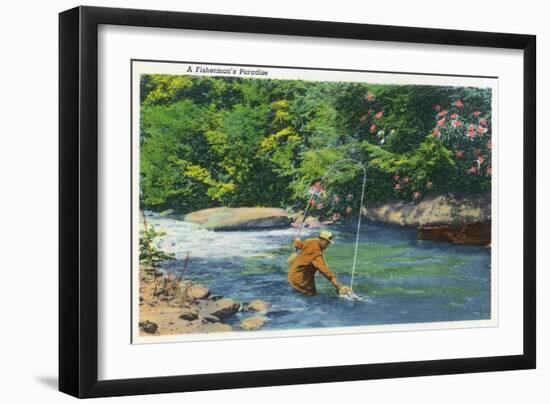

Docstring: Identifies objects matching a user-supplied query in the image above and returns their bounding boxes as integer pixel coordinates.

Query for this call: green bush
[139,223,175,268]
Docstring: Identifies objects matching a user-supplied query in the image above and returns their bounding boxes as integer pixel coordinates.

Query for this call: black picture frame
[59,5,536,398]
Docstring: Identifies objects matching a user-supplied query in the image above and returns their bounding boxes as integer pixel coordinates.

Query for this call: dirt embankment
[138,267,270,337]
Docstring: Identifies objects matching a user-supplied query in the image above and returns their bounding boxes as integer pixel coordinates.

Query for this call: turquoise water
[150,213,492,330]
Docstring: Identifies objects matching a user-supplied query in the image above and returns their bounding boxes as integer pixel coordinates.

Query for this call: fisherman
[288,230,350,296]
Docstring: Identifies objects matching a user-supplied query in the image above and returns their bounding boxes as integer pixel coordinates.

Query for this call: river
[146,212,492,331]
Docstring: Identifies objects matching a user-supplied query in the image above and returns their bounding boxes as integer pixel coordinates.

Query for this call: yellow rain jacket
[288,239,336,296]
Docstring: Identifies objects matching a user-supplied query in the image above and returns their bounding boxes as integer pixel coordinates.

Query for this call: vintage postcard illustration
[132,60,496,343]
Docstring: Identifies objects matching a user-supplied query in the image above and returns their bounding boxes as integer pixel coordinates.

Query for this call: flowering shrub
[305,180,359,222]
[293,88,492,220]
[431,98,492,194]
[362,94,491,202]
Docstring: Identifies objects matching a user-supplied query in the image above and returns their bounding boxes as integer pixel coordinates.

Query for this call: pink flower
[468,124,476,138]
[365,92,375,102]
[432,128,441,138]
[438,110,448,117]
[455,99,464,108]
[332,212,341,221]
[374,111,384,120]
[393,175,400,181]
[473,111,481,117]
[413,191,421,199]
[468,166,478,174]
[450,113,459,120]
[394,183,401,190]
[437,118,446,127]
[455,150,464,158]
[309,181,324,196]
[477,155,485,165]
[345,206,353,214]
[332,195,341,203]
[426,181,433,189]
[486,167,492,176]
[316,203,324,210]
[452,120,463,128]
[477,126,488,135]
[434,105,442,111]
[309,199,316,206]
[479,118,488,126]
[370,124,377,133]
[346,193,353,201]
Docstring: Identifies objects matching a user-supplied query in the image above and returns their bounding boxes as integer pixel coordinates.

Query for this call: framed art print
[59,6,536,398]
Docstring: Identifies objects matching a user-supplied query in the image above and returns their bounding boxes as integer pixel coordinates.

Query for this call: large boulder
[364,194,491,227]
[184,207,291,231]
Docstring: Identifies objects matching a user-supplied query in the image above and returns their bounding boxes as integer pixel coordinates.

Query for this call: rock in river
[240,316,267,331]
[246,299,270,312]
[198,298,240,319]
[184,207,291,230]
[188,284,210,300]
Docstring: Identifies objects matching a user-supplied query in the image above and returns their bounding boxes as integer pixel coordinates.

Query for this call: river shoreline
[138,265,270,336]
[171,193,491,246]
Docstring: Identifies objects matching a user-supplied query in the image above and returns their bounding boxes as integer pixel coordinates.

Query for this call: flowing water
[147,212,492,331]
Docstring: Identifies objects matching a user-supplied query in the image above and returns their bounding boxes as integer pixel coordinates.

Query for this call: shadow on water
[155,215,491,330]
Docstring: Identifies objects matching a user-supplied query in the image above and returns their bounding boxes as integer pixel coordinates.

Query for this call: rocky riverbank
[138,266,270,336]
[364,194,491,227]
[175,193,491,245]
[364,194,491,246]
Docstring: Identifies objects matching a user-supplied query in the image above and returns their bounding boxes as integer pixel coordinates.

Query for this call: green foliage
[140,99,214,211]
[139,223,175,268]
[139,73,492,213]
[366,137,455,199]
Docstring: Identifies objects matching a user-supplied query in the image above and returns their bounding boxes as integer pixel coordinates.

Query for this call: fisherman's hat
[319,230,334,244]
